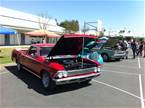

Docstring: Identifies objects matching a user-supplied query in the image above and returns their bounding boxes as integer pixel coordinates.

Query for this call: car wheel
[115,58,121,61]
[41,72,54,90]
[80,79,91,85]
[16,62,23,72]
[101,54,109,62]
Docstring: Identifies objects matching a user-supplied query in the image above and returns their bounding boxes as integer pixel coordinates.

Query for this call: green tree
[59,20,79,33]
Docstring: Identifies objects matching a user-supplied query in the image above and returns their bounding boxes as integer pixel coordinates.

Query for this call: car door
[24,46,38,71]
[27,46,44,75]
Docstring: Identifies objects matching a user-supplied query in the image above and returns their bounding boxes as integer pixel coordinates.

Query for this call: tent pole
[16,33,20,46]
[81,37,84,68]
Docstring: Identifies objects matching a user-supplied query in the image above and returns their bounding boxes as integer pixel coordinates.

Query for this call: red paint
[12,34,101,86]
[32,43,55,47]
[48,62,65,70]
[64,33,98,38]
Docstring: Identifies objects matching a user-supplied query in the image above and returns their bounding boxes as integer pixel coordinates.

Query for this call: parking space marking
[102,69,141,76]
[137,57,145,108]
[104,64,139,69]
[138,57,141,69]
[139,74,145,108]
[92,79,145,101]
[0,71,9,75]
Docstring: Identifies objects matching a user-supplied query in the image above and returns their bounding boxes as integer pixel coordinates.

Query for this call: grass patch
[0,46,29,64]
[0,48,15,64]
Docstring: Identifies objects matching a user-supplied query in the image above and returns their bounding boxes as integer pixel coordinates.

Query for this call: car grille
[67,67,95,76]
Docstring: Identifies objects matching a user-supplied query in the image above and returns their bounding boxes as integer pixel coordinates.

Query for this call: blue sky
[1,0,144,35]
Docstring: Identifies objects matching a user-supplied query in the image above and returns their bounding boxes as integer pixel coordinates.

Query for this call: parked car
[96,37,126,61]
[79,46,104,65]
[85,37,126,62]
[12,34,102,90]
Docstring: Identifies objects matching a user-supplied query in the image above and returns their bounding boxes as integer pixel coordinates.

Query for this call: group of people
[118,39,145,59]
[131,40,145,59]
[31,38,46,44]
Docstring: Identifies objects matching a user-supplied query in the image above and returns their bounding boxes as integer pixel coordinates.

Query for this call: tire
[16,62,23,72]
[115,58,121,61]
[80,79,91,85]
[41,72,54,90]
[101,54,109,62]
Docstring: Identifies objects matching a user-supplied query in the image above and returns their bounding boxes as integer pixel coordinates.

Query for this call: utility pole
[83,21,98,35]
[81,21,98,68]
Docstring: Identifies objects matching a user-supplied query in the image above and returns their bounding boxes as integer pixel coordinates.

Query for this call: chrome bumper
[113,51,126,58]
[53,73,100,85]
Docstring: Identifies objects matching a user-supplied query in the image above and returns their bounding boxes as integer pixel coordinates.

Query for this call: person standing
[31,39,34,44]
[144,41,145,58]
[131,40,137,59]
[42,38,46,43]
[124,40,129,59]
[139,41,144,57]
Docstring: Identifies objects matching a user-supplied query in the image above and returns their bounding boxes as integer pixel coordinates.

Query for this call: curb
[0,63,16,70]
[0,45,30,49]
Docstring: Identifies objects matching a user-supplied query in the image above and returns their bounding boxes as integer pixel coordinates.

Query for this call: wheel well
[101,53,108,57]
[101,53,109,61]
[40,69,50,78]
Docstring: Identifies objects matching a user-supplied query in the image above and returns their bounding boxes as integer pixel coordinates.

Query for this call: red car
[12,34,101,90]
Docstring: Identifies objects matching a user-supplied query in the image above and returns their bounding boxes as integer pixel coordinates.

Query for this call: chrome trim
[47,55,76,59]
[23,67,41,78]
[114,53,126,56]
[53,73,100,85]
[66,67,96,76]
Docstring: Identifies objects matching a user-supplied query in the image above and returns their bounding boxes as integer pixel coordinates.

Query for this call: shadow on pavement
[5,65,91,96]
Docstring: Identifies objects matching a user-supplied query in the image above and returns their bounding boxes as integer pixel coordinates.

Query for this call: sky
[1,0,144,35]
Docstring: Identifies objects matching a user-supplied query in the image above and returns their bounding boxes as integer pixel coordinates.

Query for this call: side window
[28,46,37,56]
[96,42,104,49]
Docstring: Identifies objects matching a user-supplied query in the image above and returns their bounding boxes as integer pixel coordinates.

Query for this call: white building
[0,6,64,45]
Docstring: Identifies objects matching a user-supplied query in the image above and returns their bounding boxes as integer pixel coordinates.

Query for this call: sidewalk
[0,62,16,71]
[0,45,30,49]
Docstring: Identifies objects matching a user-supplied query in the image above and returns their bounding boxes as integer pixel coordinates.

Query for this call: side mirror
[31,49,37,54]
[29,49,37,57]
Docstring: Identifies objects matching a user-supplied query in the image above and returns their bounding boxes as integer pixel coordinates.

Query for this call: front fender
[47,62,65,72]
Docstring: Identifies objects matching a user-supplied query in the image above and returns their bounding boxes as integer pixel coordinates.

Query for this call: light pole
[83,21,98,35]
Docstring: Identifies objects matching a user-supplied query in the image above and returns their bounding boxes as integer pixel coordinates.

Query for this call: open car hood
[48,34,96,57]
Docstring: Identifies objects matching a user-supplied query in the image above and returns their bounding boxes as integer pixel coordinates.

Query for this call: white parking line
[139,74,145,108]
[0,71,9,75]
[104,64,139,69]
[102,69,140,76]
[138,57,141,69]
[92,79,145,101]
[137,57,145,108]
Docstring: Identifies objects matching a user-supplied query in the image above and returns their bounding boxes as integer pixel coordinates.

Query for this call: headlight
[57,72,63,78]
[57,70,68,78]
[94,67,98,72]
[94,67,101,72]
[63,71,68,77]
[97,67,101,72]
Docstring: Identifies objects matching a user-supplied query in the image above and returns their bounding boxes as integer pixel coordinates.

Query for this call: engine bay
[50,57,96,70]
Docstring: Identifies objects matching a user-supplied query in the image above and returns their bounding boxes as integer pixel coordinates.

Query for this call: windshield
[105,38,119,47]
[40,47,52,57]
[96,42,106,49]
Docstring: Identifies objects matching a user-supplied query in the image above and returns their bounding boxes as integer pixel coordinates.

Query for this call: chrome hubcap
[17,63,20,71]
[42,73,49,88]
[103,55,108,61]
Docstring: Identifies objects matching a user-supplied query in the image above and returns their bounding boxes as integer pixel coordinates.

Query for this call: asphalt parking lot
[0,57,145,108]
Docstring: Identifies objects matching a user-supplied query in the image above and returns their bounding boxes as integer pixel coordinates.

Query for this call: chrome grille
[67,67,95,76]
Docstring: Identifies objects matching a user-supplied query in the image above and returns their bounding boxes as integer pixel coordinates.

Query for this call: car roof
[64,33,98,38]
[32,43,55,47]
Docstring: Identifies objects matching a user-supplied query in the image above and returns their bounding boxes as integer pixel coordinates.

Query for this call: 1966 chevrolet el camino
[12,34,101,90]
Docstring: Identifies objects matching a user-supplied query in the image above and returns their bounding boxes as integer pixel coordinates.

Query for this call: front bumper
[112,51,126,59]
[53,72,100,85]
